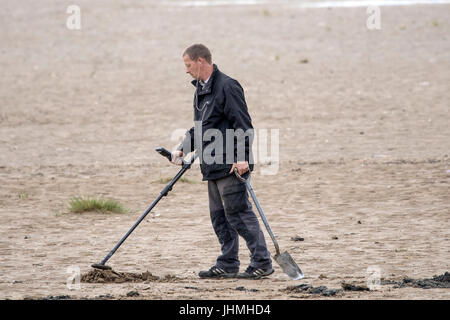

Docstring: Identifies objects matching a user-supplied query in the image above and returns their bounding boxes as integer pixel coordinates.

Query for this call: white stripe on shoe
[213,268,225,275]
[254,269,264,276]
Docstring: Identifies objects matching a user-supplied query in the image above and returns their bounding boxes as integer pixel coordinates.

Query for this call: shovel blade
[275,251,304,280]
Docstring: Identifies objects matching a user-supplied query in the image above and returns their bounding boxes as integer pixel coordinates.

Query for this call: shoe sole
[198,273,238,279]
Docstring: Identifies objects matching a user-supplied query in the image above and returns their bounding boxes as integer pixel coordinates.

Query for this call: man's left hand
[230,161,249,176]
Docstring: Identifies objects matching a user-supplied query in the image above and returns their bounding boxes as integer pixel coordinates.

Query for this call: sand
[0,0,449,300]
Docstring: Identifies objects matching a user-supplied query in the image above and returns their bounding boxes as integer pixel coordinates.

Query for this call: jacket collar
[191,64,218,95]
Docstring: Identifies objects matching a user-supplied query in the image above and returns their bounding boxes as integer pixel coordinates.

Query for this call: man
[171,44,273,279]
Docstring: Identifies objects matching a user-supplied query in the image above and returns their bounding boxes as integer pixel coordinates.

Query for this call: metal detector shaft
[94,149,197,268]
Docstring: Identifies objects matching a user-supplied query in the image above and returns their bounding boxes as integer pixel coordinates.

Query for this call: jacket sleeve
[223,79,254,163]
[177,126,195,154]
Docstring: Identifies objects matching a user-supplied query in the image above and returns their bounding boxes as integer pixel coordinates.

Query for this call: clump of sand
[81,269,159,283]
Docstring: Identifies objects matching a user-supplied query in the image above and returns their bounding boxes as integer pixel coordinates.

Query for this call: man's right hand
[171,150,184,165]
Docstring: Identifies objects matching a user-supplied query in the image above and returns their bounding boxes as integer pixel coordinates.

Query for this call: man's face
[183,55,201,79]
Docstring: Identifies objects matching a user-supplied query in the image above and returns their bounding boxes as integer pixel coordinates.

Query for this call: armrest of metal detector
[155,147,172,162]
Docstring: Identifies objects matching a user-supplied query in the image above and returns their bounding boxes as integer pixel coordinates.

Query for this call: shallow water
[163,0,450,8]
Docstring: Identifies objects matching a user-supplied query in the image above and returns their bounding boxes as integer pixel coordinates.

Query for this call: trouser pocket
[210,209,234,245]
[222,183,248,214]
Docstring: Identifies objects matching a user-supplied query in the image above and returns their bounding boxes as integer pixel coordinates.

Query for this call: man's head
[183,44,213,80]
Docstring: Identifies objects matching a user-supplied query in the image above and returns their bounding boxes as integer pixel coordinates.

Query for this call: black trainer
[198,266,238,279]
[237,266,274,279]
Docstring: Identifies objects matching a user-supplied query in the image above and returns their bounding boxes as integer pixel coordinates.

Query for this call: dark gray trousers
[208,173,272,272]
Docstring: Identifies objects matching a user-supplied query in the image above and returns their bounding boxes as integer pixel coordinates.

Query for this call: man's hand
[171,150,184,165]
[229,161,249,176]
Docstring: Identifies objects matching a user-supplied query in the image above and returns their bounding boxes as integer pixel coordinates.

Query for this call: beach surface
[0,0,449,299]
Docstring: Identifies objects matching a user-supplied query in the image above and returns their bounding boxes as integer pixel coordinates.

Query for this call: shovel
[234,168,304,280]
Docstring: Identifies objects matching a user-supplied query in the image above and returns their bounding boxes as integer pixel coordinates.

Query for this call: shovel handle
[233,167,248,183]
[233,168,281,256]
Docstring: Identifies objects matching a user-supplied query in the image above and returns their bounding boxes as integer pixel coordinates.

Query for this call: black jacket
[178,64,254,181]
